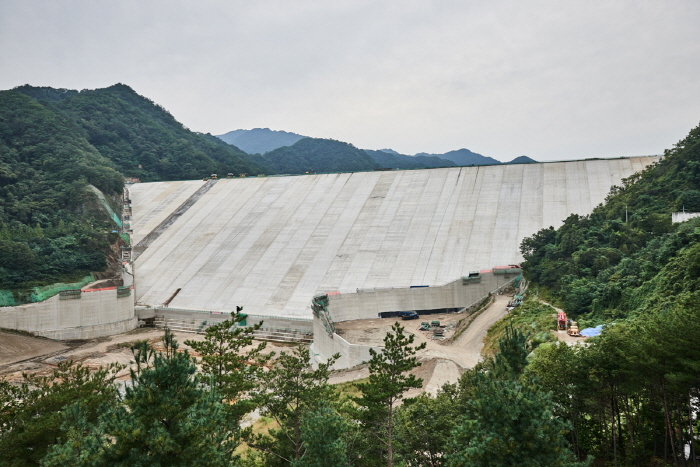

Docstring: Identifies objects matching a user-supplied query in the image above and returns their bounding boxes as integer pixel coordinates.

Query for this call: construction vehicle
[557,311,567,331]
[211,174,218,179]
[567,320,581,337]
[397,311,419,320]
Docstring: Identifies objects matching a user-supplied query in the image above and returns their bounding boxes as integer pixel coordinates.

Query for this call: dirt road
[333,294,514,390]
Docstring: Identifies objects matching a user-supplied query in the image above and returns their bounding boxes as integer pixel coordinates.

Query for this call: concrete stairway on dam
[153,316,312,344]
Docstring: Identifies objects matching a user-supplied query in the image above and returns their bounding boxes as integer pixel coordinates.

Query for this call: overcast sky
[1,1,699,162]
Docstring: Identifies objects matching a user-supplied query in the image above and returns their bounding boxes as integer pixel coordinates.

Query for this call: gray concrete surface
[130,157,658,319]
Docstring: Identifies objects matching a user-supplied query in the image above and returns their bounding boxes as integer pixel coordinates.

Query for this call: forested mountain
[0,84,270,291]
[416,148,501,166]
[522,123,700,323]
[216,128,528,169]
[0,90,123,290]
[512,123,700,466]
[260,138,381,174]
[14,85,269,182]
[364,149,456,169]
[216,128,305,154]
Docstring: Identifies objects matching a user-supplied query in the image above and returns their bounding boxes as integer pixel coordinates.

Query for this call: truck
[397,311,419,320]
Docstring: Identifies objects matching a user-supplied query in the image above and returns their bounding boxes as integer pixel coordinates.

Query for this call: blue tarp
[580,324,605,337]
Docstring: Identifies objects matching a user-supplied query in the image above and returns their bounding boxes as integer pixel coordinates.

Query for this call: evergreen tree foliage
[446,325,587,467]
[42,331,239,466]
[393,387,461,467]
[292,402,351,467]
[447,377,586,467]
[353,322,426,467]
[0,361,122,467]
[185,307,269,421]
[248,345,338,465]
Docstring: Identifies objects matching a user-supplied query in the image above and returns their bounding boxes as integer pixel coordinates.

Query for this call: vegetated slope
[216,128,305,154]
[0,91,123,289]
[521,122,700,323]
[416,148,501,166]
[261,138,381,174]
[13,85,269,181]
[364,149,456,169]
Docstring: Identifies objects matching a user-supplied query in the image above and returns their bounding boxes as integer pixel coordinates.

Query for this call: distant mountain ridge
[261,138,380,174]
[216,128,537,168]
[217,128,305,155]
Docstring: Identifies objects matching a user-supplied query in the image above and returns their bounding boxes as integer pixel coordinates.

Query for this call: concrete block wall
[327,271,516,322]
[0,287,136,340]
[311,271,518,369]
[138,307,313,333]
[310,316,381,369]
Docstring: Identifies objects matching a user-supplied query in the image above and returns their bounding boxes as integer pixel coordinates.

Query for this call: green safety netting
[0,274,95,307]
[0,290,16,307]
[120,233,131,246]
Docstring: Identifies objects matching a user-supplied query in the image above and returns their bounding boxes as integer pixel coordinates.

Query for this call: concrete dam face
[130,157,658,319]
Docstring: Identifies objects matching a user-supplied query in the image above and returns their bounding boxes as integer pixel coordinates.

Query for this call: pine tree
[249,345,338,465]
[292,402,351,467]
[42,332,239,467]
[353,322,426,467]
[185,307,269,421]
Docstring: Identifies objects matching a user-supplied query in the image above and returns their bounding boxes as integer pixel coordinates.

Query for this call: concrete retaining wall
[137,307,313,333]
[0,287,136,340]
[311,271,518,369]
[310,317,381,369]
[327,271,516,322]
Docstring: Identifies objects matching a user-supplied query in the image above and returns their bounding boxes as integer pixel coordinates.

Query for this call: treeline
[260,138,381,174]
[521,123,700,324]
[527,300,700,465]
[0,91,123,289]
[0,314,587,467]
[13,85,269,182]
[514,122,700,465]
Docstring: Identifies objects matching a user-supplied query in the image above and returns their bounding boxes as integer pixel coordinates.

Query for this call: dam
[130,157,658,323]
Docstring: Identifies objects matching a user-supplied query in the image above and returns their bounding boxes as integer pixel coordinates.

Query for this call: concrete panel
[0,287,136,340]
[131,157,659,320]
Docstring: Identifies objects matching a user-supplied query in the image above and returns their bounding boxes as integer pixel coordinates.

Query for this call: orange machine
[557,311,567,331]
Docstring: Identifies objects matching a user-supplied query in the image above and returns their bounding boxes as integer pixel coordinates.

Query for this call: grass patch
[481,297,558,357]
[333,377,369,400]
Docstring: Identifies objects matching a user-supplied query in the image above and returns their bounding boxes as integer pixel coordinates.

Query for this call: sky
[1,1,699,162]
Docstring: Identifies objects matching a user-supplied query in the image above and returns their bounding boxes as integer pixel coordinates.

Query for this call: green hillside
[0,84,272,291]
[0,90,123,290]
[522,123,700,323]
[261,138,381,174]
[364,149,456,169]
[14,84,269,182]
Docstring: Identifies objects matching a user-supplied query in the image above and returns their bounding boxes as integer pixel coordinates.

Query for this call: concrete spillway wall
[310,270,519,368]
[130,157,658,320]
[0,286,136,340]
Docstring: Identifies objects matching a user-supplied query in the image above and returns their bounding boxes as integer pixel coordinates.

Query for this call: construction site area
[0,157,656,387]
